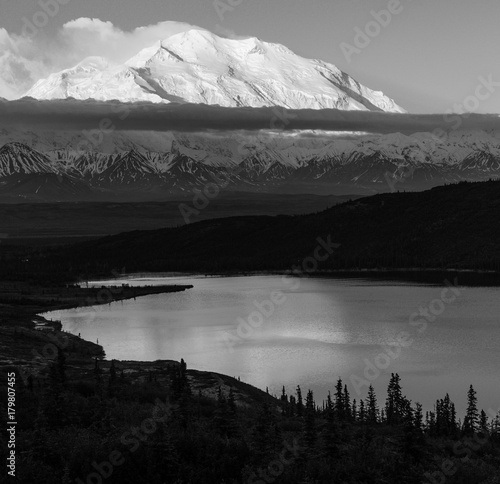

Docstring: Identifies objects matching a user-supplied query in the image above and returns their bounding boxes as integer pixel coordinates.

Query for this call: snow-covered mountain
[25,29,404,113]
[1,128,500,201]
[0,142,55,177]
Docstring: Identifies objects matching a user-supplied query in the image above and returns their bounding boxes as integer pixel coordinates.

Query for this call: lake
[43,275,500,417]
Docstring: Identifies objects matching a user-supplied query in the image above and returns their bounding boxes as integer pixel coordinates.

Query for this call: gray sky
[1,0,500,114]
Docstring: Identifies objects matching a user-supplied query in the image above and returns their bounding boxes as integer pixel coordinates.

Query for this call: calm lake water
[44,275,500,416]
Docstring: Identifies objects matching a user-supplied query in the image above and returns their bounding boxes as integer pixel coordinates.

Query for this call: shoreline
[0,283,194,377]
[0,282,193,331]
[95,268,500,287]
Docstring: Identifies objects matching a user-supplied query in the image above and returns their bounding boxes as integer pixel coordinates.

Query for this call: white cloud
[0,19,204,99]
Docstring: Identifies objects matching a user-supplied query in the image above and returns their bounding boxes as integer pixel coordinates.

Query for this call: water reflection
[44,275,500,415]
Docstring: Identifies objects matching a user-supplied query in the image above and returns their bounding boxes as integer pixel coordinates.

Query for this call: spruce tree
[491,410,500,437]
[280,386,288,416]
[480,410,488,432]
[326,391,334,418]
[343,385,351,421]
[366,384,378,423]
[386,373,403,424]
[414,402,423,433]
[252,402,280,461]
[289,395,296,417]
[428,411,436,435]
[359,399,366,423]
[322,391,337,457]
[464,384,479,434]
[296,385,304,417]
[334,378,344,420]
[450,402,457,435]
[304,389,316,448]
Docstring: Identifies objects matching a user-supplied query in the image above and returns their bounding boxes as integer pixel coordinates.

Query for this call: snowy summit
[25,29,405,113]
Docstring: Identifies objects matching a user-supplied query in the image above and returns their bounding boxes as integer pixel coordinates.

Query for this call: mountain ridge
[2,126,500,200]
[25,29,405,113]
[8,179,500,280]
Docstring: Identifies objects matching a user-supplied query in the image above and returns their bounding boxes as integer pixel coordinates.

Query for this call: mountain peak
[168,28,214,42]
[75,56,110,71]
[0,142,55,177]
[25,28,405,113]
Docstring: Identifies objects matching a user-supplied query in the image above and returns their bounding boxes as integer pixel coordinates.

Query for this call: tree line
[1,351,499,484]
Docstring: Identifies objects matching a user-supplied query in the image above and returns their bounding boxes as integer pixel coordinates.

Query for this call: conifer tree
[450,402,457,434]
[414,402,423,433]
[427,411,436,434]
[386,373,403,424]
[252,402,280,461]
[289,395,296,417]
[280,386,288,416]
[480,410,488,432]
[359,399,366,423]
[334,378,344,420]
[326,391,334,418]
[366,384,378,423]
[304,389,316,448]
[464,384,479,434]
[172,358,191,398]
[343,385,351,420]
[322,391,337,457]
[296,385,304,417]
[491,410,500,437]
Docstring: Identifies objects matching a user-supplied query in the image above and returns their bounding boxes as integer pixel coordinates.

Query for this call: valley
[0,193,350,240]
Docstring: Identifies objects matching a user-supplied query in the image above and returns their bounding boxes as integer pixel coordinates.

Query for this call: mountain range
[1,128,500,201]
[25,29,404,113]
[2,28,500,201]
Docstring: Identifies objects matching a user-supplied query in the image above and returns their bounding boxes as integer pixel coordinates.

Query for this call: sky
[0,0,500,114]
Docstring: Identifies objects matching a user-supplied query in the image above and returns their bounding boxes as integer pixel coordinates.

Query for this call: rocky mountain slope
[1,128,500,200]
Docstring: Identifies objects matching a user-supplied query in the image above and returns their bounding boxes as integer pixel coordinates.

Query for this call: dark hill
[5,180,500,281]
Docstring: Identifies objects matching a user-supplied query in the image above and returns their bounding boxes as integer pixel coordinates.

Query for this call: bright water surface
[44,275,500,416]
